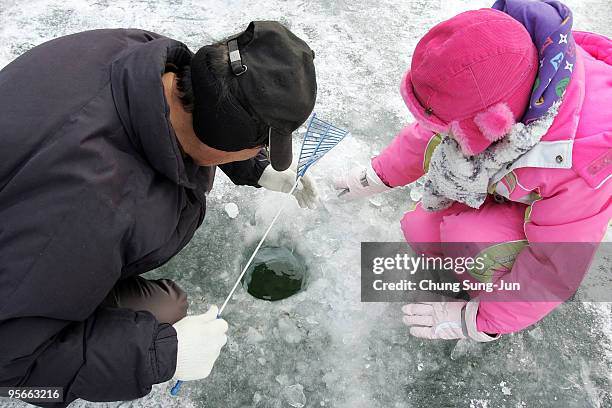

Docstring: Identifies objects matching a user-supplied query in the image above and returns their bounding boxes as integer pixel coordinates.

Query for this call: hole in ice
[241,246,307,301]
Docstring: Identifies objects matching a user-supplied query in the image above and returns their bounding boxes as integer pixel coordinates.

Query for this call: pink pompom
[474,103,515,142]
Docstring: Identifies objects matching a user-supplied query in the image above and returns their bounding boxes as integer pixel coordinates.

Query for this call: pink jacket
[372,32,612,333]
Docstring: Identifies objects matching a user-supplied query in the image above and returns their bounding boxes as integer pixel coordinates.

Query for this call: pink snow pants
[401,198,527,249]
[400,198,528,291]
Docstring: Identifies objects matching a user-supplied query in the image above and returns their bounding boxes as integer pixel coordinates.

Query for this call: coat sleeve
[475,177,612,334]
[1,309,177,407]
[0,185,178,406]
[218,149,269,187]
[371,122,437,187]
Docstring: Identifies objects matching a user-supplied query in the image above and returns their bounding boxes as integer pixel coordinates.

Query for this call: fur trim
[449,121,475,156]
[474,103,515,142]
[421,102,561,211]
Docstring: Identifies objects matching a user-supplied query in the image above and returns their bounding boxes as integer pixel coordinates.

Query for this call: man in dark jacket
[0,22,317,406]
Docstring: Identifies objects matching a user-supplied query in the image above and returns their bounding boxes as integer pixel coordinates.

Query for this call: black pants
[102,277,188,324]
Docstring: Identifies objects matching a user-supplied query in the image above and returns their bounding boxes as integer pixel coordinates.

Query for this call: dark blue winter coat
[0,28,266,406]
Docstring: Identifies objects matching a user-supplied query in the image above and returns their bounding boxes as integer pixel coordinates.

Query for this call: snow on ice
[1,0,610,407]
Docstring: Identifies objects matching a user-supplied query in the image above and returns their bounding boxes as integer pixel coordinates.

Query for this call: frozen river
[1,0,611,407]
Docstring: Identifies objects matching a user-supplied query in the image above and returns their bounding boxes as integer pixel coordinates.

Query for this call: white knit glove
[333,163,390,199]
[402,299,500,342]
[258,164,319,209]
[172,306,228,381]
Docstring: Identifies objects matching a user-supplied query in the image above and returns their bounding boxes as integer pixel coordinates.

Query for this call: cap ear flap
[449,121,475,156]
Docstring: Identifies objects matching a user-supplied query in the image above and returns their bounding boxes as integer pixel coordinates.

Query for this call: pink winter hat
[401,8,538,155]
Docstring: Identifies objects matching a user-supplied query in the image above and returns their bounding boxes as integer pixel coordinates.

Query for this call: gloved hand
[172,305,228,381]
[333,162,390,199]
[257,164,319,209]
[402,299,499,342]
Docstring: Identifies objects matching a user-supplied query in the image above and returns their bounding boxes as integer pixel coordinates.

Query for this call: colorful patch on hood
[493,0,576,124]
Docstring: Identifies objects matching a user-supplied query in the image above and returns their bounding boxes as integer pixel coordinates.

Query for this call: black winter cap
[191,21,317,171]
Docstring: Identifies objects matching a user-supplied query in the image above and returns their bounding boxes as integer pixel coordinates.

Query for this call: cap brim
[400,71,448,134]
[269,127,293,171]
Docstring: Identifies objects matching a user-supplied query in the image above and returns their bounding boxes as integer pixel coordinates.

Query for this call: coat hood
[110,37,196,187]
[574,31,612,65]
[493,0,577,124]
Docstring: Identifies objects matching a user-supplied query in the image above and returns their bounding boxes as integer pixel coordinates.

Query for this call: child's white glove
[258,164,319,209]
[333,163,390,200]
[402,299,499,342]
[172,306,228,381]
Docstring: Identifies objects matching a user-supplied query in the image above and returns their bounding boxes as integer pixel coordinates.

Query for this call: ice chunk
[368,198,382,208]
[409,187,423,202]
[246,327,264,344]
[450,339,470,360]
[224,202,239,218]
[275,374,289,385]
[283,384,306,408]
[409,178,425,202]
[322,371,338,389]
[305,316,319,325]
[451,338,485,360]
[527,326,543,340]
[499,381,512,396]
[277,316,303,344]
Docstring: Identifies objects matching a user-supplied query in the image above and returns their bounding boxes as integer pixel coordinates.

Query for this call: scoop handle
[170,380,183,396]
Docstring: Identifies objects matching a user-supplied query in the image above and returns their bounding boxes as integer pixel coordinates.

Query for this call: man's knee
[105,277,188,324]
[155,279,188,323]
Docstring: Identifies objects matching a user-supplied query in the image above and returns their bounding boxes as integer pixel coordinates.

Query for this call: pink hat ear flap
[449,121,475,156]
[474,102,515,142]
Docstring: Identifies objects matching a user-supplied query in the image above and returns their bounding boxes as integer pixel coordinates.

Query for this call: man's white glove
[258,164,319,209]
[172,306,228,381]
[402,299,499,342]
[333,163,390,200]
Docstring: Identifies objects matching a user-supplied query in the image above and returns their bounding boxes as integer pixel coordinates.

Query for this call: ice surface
[1,0,611,407]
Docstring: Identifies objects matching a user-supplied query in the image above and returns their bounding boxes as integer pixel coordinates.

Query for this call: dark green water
[241,246,307,301]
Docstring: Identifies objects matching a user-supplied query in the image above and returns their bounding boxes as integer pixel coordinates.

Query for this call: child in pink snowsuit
[335,0,611,341]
